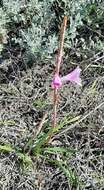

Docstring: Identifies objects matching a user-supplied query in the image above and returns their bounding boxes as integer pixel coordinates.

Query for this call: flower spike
[51,66,82,89]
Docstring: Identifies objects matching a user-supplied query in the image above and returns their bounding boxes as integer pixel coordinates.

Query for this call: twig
[35,112,48,137]
[84,24,104,38]
[54,102,104,138]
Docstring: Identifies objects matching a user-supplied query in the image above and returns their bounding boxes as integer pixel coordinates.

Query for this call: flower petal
[61,66,82,86]
[51,73,62,89]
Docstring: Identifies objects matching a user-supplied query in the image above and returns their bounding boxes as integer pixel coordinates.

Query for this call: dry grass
[0,51,104,189]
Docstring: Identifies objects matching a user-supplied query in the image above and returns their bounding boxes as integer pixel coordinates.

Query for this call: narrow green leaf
[44,147,75,155]
[0,144,14,152]
[16,152,32,164]
[48,159,80,188]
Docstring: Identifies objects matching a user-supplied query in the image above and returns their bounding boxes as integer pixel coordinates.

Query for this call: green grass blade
[16,152,32,164]
[56,115,81,131]
[44,146,75,155]
[0,144,14,152]
[48,159,80,189]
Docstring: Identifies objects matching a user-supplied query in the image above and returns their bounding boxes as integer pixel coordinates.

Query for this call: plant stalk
[47,16,67,143]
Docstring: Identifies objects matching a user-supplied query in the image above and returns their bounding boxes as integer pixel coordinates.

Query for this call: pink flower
[51,66,82,89]
[61,66,82,86]
[51,73,62,89]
